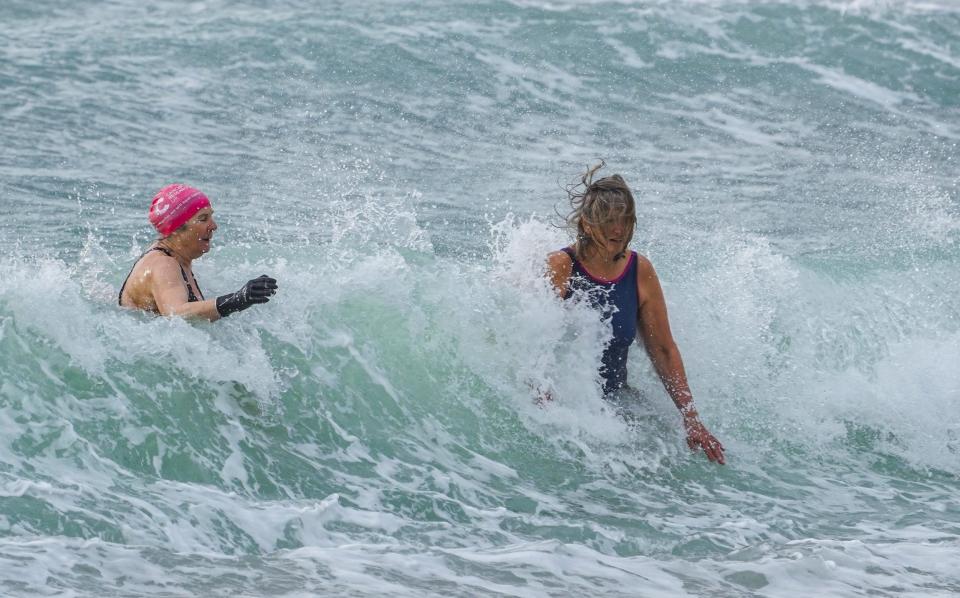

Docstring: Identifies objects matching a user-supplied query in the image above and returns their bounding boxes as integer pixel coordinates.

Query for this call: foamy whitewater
[1,0,958,596]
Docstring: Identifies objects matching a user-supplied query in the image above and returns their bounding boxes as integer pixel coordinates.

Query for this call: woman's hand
[683,415,726,464]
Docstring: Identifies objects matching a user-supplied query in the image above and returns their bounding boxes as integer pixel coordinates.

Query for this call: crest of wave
[0,246,281,401]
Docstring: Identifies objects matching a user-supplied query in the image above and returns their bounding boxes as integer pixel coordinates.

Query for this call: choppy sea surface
[1,1,959,596]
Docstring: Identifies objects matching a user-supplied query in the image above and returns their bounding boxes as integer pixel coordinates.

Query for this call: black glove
[216,275,278,317]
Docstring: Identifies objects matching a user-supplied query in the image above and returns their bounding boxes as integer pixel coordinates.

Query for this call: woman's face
[174,207,218,257]
[586,215,633,258]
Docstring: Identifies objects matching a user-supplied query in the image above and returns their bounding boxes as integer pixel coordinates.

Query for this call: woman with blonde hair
[546,164,725,464]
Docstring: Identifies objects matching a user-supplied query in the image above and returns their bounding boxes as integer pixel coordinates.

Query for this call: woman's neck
[156,238,193,268]
[577,244,627,275]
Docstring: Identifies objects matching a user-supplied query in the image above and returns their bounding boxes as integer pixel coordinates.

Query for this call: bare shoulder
[634,253,666,305]
[546,249,573,297]
[546,249,573,275]
[140,249,178,270]
[133,249,181,287]
[121,249,175,309]
[634,253,657,279]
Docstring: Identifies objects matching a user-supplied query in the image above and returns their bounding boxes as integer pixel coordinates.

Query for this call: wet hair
[565,161,637,259]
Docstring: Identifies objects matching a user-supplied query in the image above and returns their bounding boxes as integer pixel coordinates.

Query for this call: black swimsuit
[118,246,204,306]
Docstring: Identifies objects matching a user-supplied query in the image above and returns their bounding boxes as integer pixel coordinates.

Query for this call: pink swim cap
[148,184,211,237]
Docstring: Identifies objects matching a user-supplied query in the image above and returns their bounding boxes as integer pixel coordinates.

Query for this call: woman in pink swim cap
[119,184,278,320]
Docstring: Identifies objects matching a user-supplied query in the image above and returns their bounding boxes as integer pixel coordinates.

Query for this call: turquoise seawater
[1,1,959,596]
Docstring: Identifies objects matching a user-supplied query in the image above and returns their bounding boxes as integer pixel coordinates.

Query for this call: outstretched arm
[636,256,725,464]
[151,261,278,321]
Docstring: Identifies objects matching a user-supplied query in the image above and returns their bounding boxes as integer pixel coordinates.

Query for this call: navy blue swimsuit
[561,247,638,394]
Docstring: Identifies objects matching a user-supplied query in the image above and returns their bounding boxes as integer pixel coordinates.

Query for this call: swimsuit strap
[151,247,204,302]
[118,246,204,306]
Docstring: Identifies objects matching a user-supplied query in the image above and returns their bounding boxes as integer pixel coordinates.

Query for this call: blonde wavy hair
[565,161,636,259]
